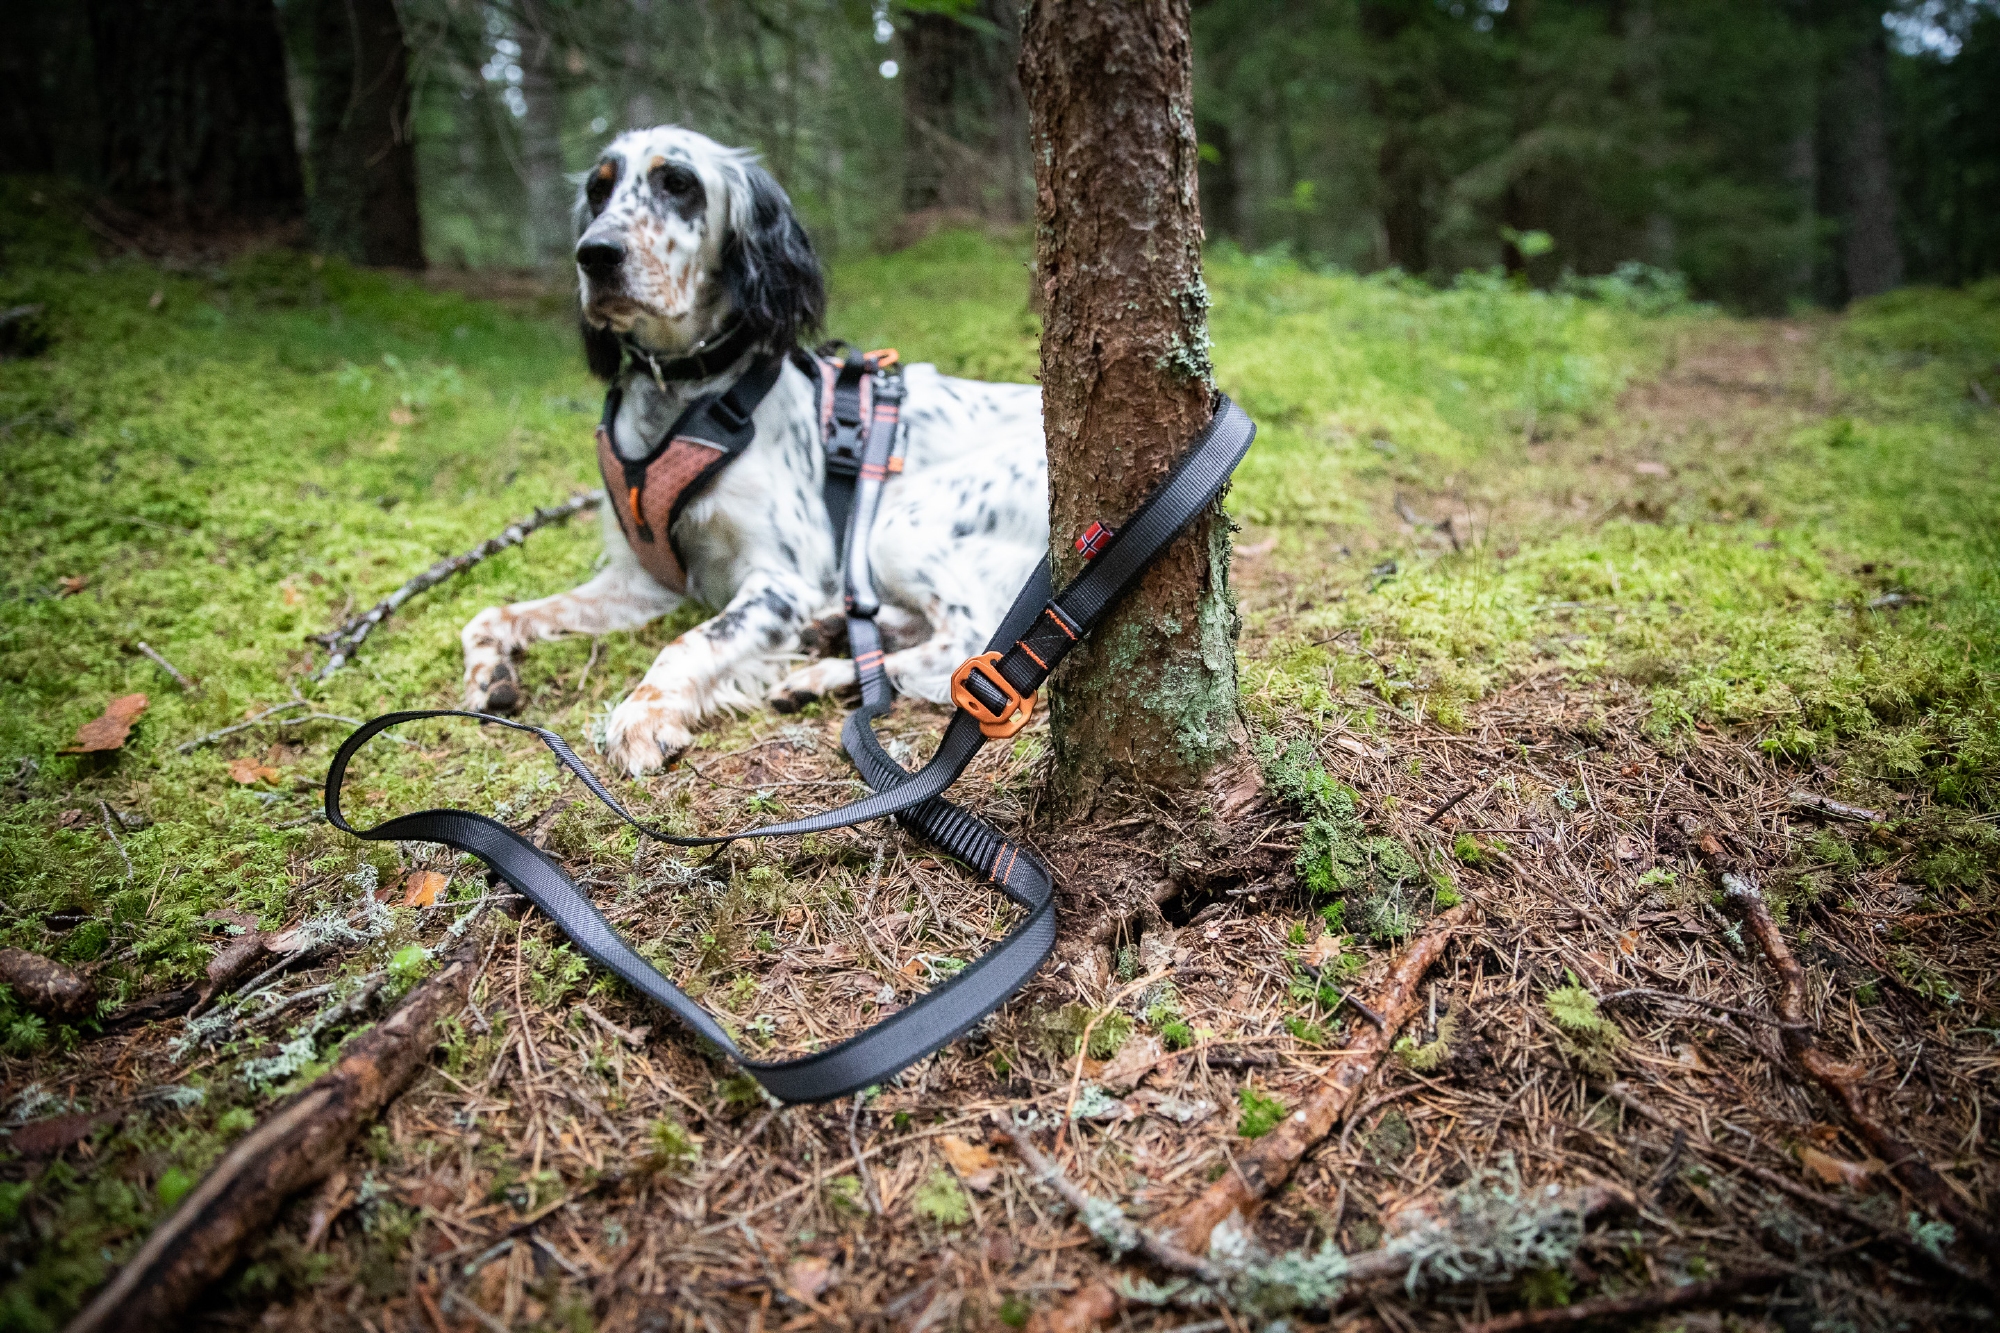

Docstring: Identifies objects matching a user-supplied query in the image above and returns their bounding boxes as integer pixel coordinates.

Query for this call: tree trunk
[1360,1,1430,275]
[85,0,305,228]
[517,1,572,269]
[1830,25,1902,300]
[305,0,424,268]
[1020,0,1243,814]
[904,1,1030,220]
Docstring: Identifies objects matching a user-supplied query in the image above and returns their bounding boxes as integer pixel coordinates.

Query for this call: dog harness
[330,341,1255,1104]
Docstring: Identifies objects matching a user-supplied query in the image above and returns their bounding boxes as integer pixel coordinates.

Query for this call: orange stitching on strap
[886,457,904,473]
[1016,639,1047,670]
[1044,607,1078,640]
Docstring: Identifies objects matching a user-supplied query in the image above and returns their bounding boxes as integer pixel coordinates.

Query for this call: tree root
[1031,905,1468,1333]
[1463,1269,1786,1332]
[310,490,601,680]
[64,943,477,1333]
[1720,872,1998,1263]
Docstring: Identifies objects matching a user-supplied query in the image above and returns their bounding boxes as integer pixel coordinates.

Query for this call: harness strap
[326,395,1254,1104]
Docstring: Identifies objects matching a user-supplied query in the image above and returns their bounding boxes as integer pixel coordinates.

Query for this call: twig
[97,800,134,881]
[176,702,306,753]
[1425,784,1478,824]
[1599,986,1809,1030]
[136,642,196,692]
[1463,1270,1785,1332]
[1720,872,1998,1259]
[997,1117,1225,1285]
[848,1096,884,1216]
[577,1003,648,1048]
[311,490,602,680]
[1787,791,1883,824]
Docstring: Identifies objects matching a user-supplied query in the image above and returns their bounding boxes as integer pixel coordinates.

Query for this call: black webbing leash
[324,396,1255,1104]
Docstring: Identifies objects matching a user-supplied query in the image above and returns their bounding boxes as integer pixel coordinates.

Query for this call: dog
[460,127,1048,777]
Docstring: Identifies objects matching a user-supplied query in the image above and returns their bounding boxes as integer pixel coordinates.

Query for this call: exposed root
[1032,905,1468,1332]
[1720,871,1998,1265]
[1463,1268,1786,1332]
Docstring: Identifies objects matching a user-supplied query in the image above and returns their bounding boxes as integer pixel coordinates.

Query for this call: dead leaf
[938,1134,999,1192]
[280,582,303,607]
[1697,832,1725,860]
[61,694,148,753]
[1633,461,1670,477]
[1305,932,1342,969]
[402,870,448,907]
[1614,834,1645,861]
[1617,929,1640,956]
[1796,1144,1874,1191]
[1095,1033,1166,1094]
[54,809,88,829]
[56,576,87,597]
[225,756,280,785]
[147,289,164,310]
[388,405,416,427]
[785,1255,835,1300]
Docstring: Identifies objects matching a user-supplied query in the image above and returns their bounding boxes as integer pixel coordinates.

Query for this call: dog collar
[619,320,758,388]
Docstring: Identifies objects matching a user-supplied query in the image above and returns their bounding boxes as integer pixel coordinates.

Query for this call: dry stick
[1598,985,1810,1030]
[1786,791,1883,825]
[136,641,196,692]
[64,944,477,1333]
[1462,1270,1786,1333]
[1034,906,1468,1333]
[311,490,603,681]
[176,701,306,754]
[1720,872,1999,1260]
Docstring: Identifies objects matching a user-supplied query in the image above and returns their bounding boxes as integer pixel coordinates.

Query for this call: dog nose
[576,238,624,273]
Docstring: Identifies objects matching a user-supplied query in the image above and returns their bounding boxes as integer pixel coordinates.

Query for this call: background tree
[302,0,425,268]
[84,0,304,228]
[901,0,1031,221]
[1021,0,1244,812]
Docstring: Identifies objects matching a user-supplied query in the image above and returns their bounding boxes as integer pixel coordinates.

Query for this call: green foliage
[913,1169,971,1226]
[1545,974,1624,1075]
[642,1118,701,1177]
[1040,1004,1133,1061]
[1394,1006,1459,1073]
[1237,1085,1288,1139]
[1545,979,1605,1033]
[823,1174,868,1218]
[1257,735,1428,940]
[1519,1266,1574,1309]
[996,1294,1033,1328]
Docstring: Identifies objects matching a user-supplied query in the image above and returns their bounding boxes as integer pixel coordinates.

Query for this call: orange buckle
[864,347,899,369]
[949,651,1036,738]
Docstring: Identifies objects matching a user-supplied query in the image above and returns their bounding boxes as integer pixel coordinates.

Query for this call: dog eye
[654,164,698,199]
[586,164,617,214]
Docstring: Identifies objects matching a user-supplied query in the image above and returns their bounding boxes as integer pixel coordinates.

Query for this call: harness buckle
[949,651,1036,738]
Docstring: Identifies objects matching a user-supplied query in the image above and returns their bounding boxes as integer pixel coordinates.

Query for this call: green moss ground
[1,184,1996,1327]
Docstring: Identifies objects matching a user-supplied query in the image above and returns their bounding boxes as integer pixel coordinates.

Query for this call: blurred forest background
[2,0,1997,311]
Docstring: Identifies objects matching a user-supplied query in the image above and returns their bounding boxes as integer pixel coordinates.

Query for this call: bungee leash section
[325,396,1256,1104]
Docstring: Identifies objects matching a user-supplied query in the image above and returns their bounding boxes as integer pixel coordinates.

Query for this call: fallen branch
[176,701,305,753]
[64,944,477,1333]
[1463,1269,1785,1332]
[1598,985,1808,1030]
[311,490,602,681]
[1034,905,1468,1333]
[1720,872,1997,1260]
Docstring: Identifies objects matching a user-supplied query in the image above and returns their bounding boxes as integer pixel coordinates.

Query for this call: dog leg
[462,562,681,714]
[604,574,811,776]
[767,604,931,712]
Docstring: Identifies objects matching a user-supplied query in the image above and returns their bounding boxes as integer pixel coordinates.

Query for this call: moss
[913,1169,971,1226]
[1237,1085,1288,1138]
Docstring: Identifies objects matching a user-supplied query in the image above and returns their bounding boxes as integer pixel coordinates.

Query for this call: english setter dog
[460,126,1048,777]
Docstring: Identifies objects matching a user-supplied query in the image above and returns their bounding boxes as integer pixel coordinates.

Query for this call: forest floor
[1,183,1996,1333]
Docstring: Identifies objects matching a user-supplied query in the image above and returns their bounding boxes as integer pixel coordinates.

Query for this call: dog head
[573,126,825,379]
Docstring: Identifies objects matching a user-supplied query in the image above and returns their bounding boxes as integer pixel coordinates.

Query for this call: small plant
[1237,1085,1288,1139]
[996,1294,1032,1328]
[1454,833,1493,868]
[1545,972,1624,1074]
[642,1117,700,1176]
[1519,1266,1574,1309]
[1433,873,1463,908]
[1285,1015,1328,1046]
[1394,1005,1460,1073]
[1040,1004,1133,1060]
[824,1174,868,1217]
[913,1168,971,1226]
[1160,1019,1195,1051]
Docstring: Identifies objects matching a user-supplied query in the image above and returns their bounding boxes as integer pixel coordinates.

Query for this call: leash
[326,388,1254,1104]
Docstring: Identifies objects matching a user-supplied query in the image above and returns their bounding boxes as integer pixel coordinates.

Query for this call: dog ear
[580,317,623,381]
[721,163,825,352]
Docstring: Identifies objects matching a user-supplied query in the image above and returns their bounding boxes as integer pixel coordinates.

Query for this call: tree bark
[1020,0,1242,813]
[1830,24,1902,300]
[305,0,424,268]
[84,0,305,228]
[1360,0,1431,274]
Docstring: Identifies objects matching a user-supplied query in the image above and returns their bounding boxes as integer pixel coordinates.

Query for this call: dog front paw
[767,660,859,714]
[462,606,525,714]
[465,658,524,715]
[604,685,695,777]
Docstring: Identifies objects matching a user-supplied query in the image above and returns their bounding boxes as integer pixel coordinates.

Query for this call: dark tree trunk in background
[306,0,424,268]
[1020,0,1244,813]
[1360,1,1430,274]
[518,1,572,268]
[1830,26,1902,300]
[904,0,1030,220]
[85,0,304,227]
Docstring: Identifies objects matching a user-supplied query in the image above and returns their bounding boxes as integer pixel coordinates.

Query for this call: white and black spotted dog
[460,126,1048,777]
